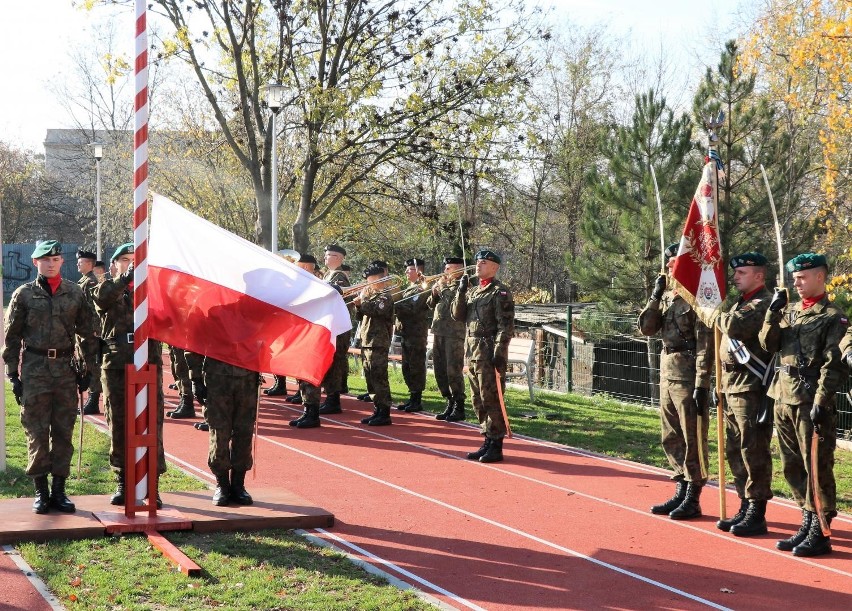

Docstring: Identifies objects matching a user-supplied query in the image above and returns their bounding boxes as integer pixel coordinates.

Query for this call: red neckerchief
[47,275,62,294]
[801,293,825,310]
[479,278,493,288]
[741,285,765,302]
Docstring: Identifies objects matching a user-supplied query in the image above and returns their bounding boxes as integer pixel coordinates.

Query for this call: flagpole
[650,165,666,275]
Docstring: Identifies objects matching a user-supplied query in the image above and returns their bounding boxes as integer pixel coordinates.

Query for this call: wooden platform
[0,488,334,545]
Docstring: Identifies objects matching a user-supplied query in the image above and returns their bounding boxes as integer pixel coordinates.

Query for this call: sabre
[759,165,785,289]
[494,368,512,438]
[458,203,468,269]
[77,389,84,477]
[650,165,666,274]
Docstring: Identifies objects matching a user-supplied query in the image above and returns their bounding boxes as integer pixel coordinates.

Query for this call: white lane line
[306,528,476,611]
[2,545,64,611]
[272,407,852,577]
[256,433,733,610]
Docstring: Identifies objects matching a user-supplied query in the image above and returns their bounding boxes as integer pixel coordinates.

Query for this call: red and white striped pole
[132,0,151,509]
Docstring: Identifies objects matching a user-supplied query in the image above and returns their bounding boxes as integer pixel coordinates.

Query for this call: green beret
[730,252,767,269]
[664,243,679,260]
[111,243,135,262]
[32,240,62,259]
[785,253,827,273]
[475,249,501,264]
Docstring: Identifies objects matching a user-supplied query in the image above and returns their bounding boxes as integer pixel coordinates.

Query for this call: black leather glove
[810,403,827,431]
[492,353,507,371]
[458,274,469,293]
[119,263,134,286]
[651,274,667,301]
[769,287,788,312]
[9,376,22,405]
[693,387,710,415]
[76,371,91,394]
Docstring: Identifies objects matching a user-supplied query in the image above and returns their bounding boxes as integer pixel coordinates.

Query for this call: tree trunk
[293,142,320,254]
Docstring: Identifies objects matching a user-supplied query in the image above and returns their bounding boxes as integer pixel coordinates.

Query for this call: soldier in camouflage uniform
[76,249,103,415]
[353,263,395,426]
[167,345,196,418]
[715,252,774,537]
[638,244,714,520]
[451,250,515,463]
[427,256,467,421]
[319,243,351,415]
[288,254,326,428]
[394,258,432,413]
[93,243,166,508]
[760,253,847,557]
[203,356,260,505]
[4,240,97,514]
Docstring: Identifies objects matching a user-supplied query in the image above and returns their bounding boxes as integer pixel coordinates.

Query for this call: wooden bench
[426,332,536,401]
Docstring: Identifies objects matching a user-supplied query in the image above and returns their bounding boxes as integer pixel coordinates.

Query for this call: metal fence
[527,309,852,441]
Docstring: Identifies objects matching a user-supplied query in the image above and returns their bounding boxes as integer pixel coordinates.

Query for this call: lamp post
[91,142,104,260]
[266,83,285,253]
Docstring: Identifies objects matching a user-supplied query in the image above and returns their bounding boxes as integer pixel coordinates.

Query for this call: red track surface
[3,380,850,610]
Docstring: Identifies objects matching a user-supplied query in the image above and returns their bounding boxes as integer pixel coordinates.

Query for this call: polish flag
[670,160,726,327]
[147,194,351,386]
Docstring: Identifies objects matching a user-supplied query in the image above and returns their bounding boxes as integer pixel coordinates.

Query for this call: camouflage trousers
[102,367,166,475]
[169,346,192,397]
[299,380,322,406]
[468,359,507,439]
[723,391,773,501]
[322,331,351,394]
[88,361,103,394]
[659,380,709,485]
[400,335,428,394]
[433,335,465,398]
[204,374,258,475]
[19,373,78,477]
[363,347,391,409]
[775,401,837,514]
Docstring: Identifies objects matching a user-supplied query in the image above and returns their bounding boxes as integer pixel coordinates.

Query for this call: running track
[153,385,850,611]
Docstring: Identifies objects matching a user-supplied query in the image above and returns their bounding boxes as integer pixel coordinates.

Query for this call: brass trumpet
[343,275,404,303]
[389,265,476,302]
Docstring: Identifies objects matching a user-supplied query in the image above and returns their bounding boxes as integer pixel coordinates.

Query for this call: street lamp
[91,142,104,260]
[266,83,286,252]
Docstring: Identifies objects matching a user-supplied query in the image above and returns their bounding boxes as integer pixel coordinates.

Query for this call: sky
[0,0,747,153]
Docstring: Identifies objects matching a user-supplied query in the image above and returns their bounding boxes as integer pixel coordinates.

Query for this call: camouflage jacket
[324,268,349,289]
[451,278,515,362]
[427,279,466,339]
[717,286,773,393]
[638,292,714,387]
[356,291,394,349]
[394,283,431,340]
[93,278,162,370]
[3,277,97,379]
[203,356,257,379]
[759,295,849,406]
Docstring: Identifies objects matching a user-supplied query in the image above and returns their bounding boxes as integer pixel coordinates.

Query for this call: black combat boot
[285,390,303,404]
[360,406,380,424]
[82,392,101,415]
[396,396,412,411]
[49,476,76,513]
[195,421,210,431]
[405,391,423,413]
[792,514,832,557]
[32,475,50,514]
[356,392,373,402]
[167,394,196,418]
[168,383,178,390]
[479,437,504,463]
[212,473,230,506]
[111,470,125,506]
[716,498,749,532]
[367,406,393,426]
[318,392,342,415]
[289,405,310,427]
[650,477,686,515]
[297,404,321,429]
[436,395,454,420]
[467,437,491,460]
[730,500,768,537]
[669,482,702,520]
[777,510,813,551]
[192,378,207,405]
[263,375,287,396]
[446,395,466,422]
[230,470,253,506]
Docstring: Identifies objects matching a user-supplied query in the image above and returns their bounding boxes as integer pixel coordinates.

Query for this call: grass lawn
[1,364,849,609]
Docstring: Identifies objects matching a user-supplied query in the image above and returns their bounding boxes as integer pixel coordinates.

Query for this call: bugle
[343,275,404,303]
[390,265,476,303]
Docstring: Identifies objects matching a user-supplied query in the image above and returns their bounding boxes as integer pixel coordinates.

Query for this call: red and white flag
[670,161,726,327]
[147,194,351,386]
